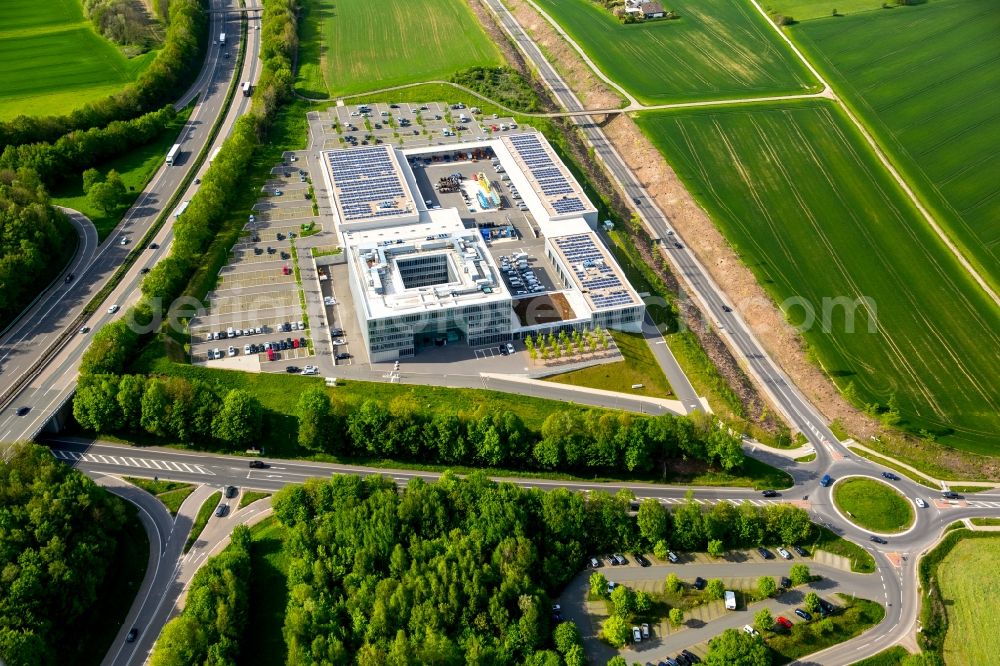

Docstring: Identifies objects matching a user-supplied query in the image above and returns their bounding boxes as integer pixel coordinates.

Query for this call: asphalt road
[0,0,262,445]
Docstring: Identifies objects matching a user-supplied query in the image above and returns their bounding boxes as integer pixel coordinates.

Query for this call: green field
[636,101,1000,453]
[763,0,884,22]
[545,330,674,397]
[295,0,503,97]
[938,536,1000,664]
[532,0,818,104]
[0,0,155,120]
[833,478,913,532]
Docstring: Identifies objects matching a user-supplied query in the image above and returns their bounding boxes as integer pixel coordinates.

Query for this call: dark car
[693,576,707,590]
[780,576,792,590]
[870,535,887,544]
[793,545,808,557]
[285,365,300,373]
[794,608,812,621]
[722,305,732,312]
[140,267,150,274]
[942,491,960,499]
[757,547,773,560]
[821,474,833,487]
[336,352,352,360]
[681,650,700,664]
[634,553,651,567]
[248,460,267,469]
[126,627,139,643]
[330,328,344,336]
[674,242,683,249]
[215,504,228,518]
[881,472,899,480]
[16,406,30,416]
[149,243,159,249]
[818,598,837,617]
[633,197,641,205]
[225,485,238,498]
[761,489,778,498]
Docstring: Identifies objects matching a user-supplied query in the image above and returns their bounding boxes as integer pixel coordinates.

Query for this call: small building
[640,1,666,19]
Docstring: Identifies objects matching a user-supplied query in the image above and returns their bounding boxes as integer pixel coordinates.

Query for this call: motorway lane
[0,0,264,445]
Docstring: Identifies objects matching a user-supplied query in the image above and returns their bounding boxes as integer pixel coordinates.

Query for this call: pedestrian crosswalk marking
[51,449,215,476]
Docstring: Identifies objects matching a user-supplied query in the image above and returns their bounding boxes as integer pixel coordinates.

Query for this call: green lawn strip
[124,475,197,516]
[846,447,938,489]
[238,491,271,510]
[788,0,1000,296]
[243,516,290,665]
[794,453,816,463]
[157,486,197,516]
[65,501,149,665]
[847,645,910,666]
[970,518,1000,527]
[185,490,221,553]
[635,99,1000,454]
[948,485,995,494]
[51,104,194,240]
[764,594,884,665]
[0,0,156,120]
[297,0,503,97]
[944,521,965,533]
[532,0,818,105]
[833,478,914,533]
[919,531,1000,662]
[544,329,674,397]
[810,525,875,574]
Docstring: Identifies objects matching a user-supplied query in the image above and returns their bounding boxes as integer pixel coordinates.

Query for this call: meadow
[636,100,1000,454]
[791,0,1000,292]
[532,0,818,104]
[938,536,1000,664]
[763,0,883,22]
[295,0,503,98]
[0,0,155,120]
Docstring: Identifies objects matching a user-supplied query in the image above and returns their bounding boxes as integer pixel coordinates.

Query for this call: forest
[0,443,130,666]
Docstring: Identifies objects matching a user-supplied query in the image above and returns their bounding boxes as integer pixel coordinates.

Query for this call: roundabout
[832,476,915,534]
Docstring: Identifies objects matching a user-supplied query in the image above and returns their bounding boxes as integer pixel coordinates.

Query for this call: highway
[0,0,263,445]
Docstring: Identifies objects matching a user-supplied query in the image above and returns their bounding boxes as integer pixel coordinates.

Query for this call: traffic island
[832,477,915,533]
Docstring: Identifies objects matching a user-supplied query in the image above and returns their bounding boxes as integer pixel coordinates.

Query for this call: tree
[212,389,262,447]
[610,584,635,617]
[606,657,628,666]
[602,616,632,648]
[757,576,777,598]
[553,621,581,655]
[564,645,586,666]
[82,167,101,193]
[653,539,670,561]
[672,492,705,551]
[636,498,670,547]
[754,608,773,633]
[704,628,770,666]
[706,578,726,601]
[105,168,126,200]
[669,607,685,627]
[804,591,821,614]
[634,590,652,613]
[87,180,119,213]
[590,571,608,598]
[296,387,335,452]
[811,617,834,637]
[789,564,811,586]
[664,572,681,594]
[708,538,725,558]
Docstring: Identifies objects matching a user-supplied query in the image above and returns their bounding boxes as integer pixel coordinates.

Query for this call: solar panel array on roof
[507,134,577,198]
[326,147,412,221]
[553,234,637,309]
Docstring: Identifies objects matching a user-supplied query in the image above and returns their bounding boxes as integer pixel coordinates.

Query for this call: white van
[725,590,737,610]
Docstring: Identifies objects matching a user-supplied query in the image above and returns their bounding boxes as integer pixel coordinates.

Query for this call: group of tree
[0,105,176,187]
[0,168,76,329]
[83,0,159,48]
[0,0,203,148]
[73,372,263,448]
[0,444,130,665]
[271,472,640,664]
[450,67,541,113]
[84,168,127,214]
[151,525,252,664]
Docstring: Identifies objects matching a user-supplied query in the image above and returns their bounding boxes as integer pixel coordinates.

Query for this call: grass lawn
[970,518,1000,527]
[833,478,913,533]
[791,0,1000,294]
[124,475,197,516]
[65,501,148,665]
[238,491,270,510]
[545,330,674,397]
[636,100,1000,455]
[295,0,502,98]
[0,0,155,120]
[794,453,816,463]
[51,104,193,240]
[185,491,221,553]
[846,448,938,489]
[937,535,1000,665]
[810,525,875,573]
[533,0,818,105]
[243,516,290,665]
[764,594,884,664]
[849,645,910,666]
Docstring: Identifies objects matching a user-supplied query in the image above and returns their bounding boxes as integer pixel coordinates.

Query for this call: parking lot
[308,101,523,151]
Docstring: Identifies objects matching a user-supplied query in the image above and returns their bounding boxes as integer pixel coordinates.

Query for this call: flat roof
[501,133,595,220]
[549,232,642,311]
[325,146,415,224]
[348,214,509,320]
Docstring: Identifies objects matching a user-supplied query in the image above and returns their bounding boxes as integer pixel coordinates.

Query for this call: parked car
[776,616,793,629]
[693,576,706,590]
[632,626,642,643]
[641,623,650,639]
[792,545,809,557]
[794,608,812,621]
[215,504,228,517]
[634,553,651,567]
[612,553,627,565]
[667,550,679,563]
[780,576,792,590]
[681,650,700,664]
[777,547,792,560]
[757,547,773,559]
[743,624,759,637]
[590,557,601,568]
[336,352,352,360]
[607,581,617,594]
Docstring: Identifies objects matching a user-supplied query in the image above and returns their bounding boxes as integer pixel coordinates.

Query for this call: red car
[776,616,793,630]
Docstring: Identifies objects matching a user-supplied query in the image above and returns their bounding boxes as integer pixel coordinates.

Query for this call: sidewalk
[480,372,692,415]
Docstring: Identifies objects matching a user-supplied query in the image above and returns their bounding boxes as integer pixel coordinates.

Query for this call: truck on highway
[242,82,252,97]
[166,143,181,166]
[173,200,190,219]
[207,145,221,167]
[219,32,226,45]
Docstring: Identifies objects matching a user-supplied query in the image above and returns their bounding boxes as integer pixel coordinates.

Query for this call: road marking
[50,449,215,475]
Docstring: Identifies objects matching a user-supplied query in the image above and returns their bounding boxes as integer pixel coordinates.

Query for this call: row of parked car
[655,649,700,666]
